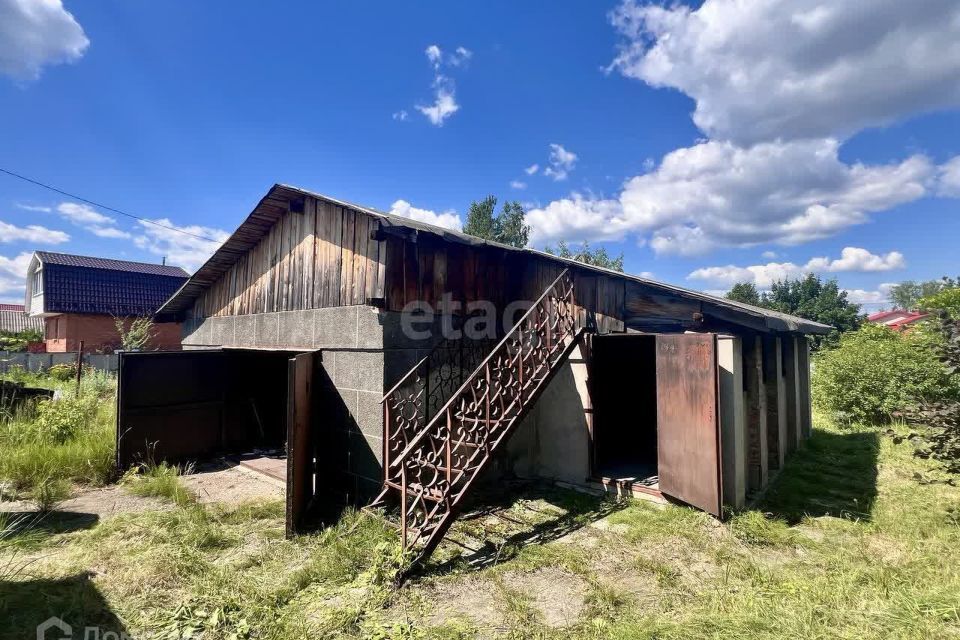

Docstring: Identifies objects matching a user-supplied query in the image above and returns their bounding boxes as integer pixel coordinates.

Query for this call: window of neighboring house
[32,268,43,295]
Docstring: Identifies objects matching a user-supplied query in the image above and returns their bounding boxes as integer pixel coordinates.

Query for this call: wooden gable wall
[191,197,385,318]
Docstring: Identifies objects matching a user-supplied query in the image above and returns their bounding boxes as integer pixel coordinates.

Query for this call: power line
[0,167,222,243]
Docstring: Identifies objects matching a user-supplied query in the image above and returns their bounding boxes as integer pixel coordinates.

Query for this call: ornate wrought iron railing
[374,269,581,573]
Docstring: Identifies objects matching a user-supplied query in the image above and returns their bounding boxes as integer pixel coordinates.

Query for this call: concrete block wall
[182,305,442,504]
[0,351,119,374]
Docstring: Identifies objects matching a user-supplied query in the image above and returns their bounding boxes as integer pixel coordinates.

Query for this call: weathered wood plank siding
[192,197,386,318]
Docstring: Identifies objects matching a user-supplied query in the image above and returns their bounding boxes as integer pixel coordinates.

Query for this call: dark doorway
[591,334,659,485]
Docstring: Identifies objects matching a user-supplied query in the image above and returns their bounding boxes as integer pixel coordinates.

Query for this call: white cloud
[389,199,462,231]
[761,250,778,259]
[688,247,906,288]
[0,251,35,301]
[56,202,113,225]
[16,203,51,212]
[510,180,527,190]
[938,156,960,197]
[392,110,408,122]
[416,79,459,126]
[425,44,442,70]
[844,288,890,305]
[609,0,960,144]
[53,201,131,239]
[543,143,578,181]
[414,45,470,126]
[0,219,69,244]
[524,164,539,176]
[0,0,89,81]
[526,139,943,254]
[0,251,33,278]
[89,226,132,239]
[526,194,624,246]
[133,219,228,273]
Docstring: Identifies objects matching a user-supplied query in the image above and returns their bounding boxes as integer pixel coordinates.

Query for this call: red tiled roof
[0,303,25,312]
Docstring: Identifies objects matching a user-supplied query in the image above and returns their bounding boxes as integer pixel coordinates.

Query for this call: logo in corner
[37,617,71,640]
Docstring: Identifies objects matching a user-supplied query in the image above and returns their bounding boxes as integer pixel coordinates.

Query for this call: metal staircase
[370,269,583,574]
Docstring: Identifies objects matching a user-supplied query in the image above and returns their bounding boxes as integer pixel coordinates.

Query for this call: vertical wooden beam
[763,335,787,471]
[718,335,746,509]
[782,336,802,453]
[744,334,767,491]
[796,337,813,438]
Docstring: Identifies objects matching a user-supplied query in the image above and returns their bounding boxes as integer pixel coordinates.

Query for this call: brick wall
[44,314,183,353]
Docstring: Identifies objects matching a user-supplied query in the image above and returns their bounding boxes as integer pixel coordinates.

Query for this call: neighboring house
[868,310,930,330]
[24,251,189,353]
[0,303,43,334]
[117,183,830,563]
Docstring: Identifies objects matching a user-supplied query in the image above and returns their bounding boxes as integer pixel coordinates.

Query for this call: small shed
[124,184,829,556]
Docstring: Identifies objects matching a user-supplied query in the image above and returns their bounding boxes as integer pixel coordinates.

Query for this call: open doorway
[116,348,323,533]
[591,334,659,488]
[590,332,725,516]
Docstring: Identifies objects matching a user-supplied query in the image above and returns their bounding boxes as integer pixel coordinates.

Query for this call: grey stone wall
[182,306,442,504]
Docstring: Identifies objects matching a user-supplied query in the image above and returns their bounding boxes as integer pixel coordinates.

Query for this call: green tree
[463,195,497,242]
[764,274,863,348]
[462,196,531,248]
[888,277,958,310]
[544,240,625,272]
[726,282,761,306]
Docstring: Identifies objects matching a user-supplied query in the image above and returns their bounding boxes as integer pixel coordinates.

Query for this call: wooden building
[120,184,829,565]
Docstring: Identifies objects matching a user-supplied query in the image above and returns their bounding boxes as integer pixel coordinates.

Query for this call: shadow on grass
[2,510,99,538]
[760,428,880,524]
[422,480,624,576]
[0,572,128,640]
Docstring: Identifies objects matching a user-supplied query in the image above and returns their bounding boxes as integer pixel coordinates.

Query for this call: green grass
[0,413,958,639]
[0,369,117,505]
[121,461,196,506]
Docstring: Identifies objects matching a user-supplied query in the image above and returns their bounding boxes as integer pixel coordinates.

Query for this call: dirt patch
[501,567,589,628]
[1,485,167,519]
[422,577,506,631]
[181,465,284,505]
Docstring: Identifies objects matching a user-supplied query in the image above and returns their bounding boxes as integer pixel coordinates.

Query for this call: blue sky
[1,0,959,308]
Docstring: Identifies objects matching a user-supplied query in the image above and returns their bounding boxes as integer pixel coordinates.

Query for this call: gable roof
[35,251,189,277]
[159,184,832,335]
[33,251,189,317]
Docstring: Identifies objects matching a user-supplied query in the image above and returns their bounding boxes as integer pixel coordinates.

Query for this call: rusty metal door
[286,352,317,536]
[655,333,723,517]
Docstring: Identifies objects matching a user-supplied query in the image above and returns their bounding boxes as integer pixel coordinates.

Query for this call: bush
[47,363,76,382]
[920,288,960,319]
[33,395,98,444]
[813,323,955,424]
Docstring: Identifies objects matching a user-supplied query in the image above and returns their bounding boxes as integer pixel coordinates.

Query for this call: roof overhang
[157,184,833,335]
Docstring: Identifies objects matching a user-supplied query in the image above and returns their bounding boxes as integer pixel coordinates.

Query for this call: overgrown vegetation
[114,315,156,351]
[0,328,43,352]
[813,323,956,424]
[0,367,116,506]
[121,461,196,506]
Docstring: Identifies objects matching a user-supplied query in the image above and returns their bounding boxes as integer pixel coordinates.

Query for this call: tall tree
[494,200,530,249]
[544,240,625,272]
[764,274,863,348]
[463,195,497,241]
[726,282,761,306]
[888,277,958,310]
[462,196,531,248]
